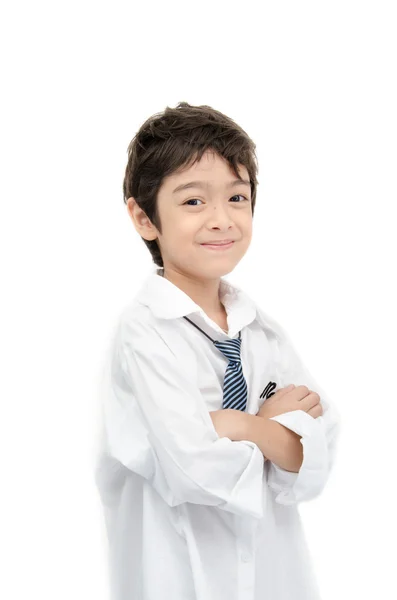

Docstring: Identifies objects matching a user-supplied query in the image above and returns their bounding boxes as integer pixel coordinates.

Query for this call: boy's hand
[256,384,323,420]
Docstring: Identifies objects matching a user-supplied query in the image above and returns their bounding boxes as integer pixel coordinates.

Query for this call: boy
[94,101,341,600]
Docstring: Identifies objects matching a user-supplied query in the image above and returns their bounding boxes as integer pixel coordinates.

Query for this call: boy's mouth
[200,241,235,250]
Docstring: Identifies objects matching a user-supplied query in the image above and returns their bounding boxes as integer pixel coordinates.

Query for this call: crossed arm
[210,410,303,473]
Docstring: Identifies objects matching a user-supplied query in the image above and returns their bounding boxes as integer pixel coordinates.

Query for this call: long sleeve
[263,317,342,506]
[99,316,265,519]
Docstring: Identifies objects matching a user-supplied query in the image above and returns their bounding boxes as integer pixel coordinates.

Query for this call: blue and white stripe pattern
[213,333,247,412]
[183,316,248,412]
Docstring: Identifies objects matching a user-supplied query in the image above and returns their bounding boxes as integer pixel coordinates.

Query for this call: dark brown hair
[122,101,259,268]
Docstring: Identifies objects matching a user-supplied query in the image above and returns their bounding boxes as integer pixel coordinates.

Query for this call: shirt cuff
[220,439,265,519]
[266,410,329,505]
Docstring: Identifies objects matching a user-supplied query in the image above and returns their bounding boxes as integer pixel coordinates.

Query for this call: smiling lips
[200,240,235,250]
[201,239,235,245]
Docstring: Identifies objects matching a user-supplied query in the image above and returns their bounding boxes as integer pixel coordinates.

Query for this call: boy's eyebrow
[173,179,251,194]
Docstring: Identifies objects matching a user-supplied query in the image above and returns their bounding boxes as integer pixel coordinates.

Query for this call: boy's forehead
[164,153,249,190]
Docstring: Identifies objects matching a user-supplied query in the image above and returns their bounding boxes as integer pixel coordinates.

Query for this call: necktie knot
[213,337,242,364]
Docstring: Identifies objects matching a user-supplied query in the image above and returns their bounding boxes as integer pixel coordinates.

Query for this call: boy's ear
[126,196,158,241]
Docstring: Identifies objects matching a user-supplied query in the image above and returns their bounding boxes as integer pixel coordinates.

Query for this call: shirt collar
[133,266,258,335]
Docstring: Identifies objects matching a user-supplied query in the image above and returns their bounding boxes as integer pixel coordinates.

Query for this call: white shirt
[94,266,341,600]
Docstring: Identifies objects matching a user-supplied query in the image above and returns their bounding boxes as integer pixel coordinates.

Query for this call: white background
[1,1,396,599]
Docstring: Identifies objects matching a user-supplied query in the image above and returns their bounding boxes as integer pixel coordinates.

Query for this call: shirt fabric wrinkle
[94,265,341,600]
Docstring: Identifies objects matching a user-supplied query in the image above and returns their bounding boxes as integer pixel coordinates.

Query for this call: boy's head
[123,101,259,281]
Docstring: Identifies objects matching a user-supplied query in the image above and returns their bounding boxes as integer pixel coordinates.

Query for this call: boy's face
[130,149,253,281]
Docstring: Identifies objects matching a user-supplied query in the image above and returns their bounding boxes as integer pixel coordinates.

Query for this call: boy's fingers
[276,383,295,395]
[301,391,321,411]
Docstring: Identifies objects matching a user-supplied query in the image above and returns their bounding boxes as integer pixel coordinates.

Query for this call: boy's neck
[161,268,226,316]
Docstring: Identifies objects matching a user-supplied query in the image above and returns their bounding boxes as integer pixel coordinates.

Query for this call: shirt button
[241,552,251,562]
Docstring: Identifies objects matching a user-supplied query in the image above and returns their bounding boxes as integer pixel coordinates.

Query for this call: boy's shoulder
[254,303,288,343]
[116,299,156,340]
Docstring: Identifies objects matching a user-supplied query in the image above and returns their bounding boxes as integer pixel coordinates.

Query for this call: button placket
[235,516,256,598]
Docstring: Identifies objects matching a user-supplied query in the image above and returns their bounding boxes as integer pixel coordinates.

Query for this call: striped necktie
[183,316,248,412]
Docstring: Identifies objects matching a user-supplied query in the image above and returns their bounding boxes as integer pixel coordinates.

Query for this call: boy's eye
[183,195,249,206]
